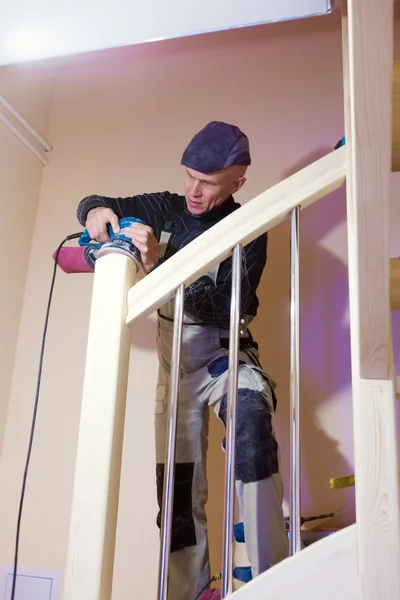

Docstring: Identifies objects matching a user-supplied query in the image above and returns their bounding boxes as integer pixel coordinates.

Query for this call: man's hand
[85,207,120,243]
[123,223,159,274]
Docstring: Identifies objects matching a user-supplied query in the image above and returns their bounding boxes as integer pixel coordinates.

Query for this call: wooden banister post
[64,252,137,600]
[342,1,400,599]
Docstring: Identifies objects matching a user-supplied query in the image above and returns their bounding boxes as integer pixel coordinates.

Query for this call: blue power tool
[78,216,144,267]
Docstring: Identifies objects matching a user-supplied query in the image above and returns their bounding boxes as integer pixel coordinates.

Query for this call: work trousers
[155,314,288,600]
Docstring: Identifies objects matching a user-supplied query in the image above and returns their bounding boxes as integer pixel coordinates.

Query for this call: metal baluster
[157,284,185,600]
[222,243,242,598]
[289,206,301,556]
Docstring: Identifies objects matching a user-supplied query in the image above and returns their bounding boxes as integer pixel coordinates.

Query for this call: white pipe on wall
[0,112,48,166]
[0,94,52,151]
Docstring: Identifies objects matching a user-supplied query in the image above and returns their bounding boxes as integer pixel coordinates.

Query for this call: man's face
[184,166,247,216]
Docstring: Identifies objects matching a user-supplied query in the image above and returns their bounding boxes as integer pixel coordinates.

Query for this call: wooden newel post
[64,251,138,600]
[342,1,400,599]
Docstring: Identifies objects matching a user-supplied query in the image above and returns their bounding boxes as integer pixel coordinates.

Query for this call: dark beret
[181,121,251,173]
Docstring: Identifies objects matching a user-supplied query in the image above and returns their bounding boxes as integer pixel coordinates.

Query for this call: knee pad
[156,463,197,552]
[218,389,279,484]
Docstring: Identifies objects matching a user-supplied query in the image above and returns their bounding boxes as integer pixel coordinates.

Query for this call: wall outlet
[0,566,59,600]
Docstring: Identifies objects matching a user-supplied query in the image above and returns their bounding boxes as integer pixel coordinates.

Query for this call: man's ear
[232,176,247,194]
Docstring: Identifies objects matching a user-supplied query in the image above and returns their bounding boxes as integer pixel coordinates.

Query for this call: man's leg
[209,361,289,578]
[235,471,288,576]
[155,362,211,600]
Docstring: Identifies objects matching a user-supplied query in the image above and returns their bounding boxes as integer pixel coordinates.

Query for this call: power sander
[53,216,144,273]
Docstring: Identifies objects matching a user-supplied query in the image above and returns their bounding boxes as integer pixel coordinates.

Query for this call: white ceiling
[0,0,333,66]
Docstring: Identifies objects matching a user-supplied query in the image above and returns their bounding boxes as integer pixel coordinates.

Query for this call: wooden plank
[64,253,137,600]
[342,2,400,600]
[231,525,357,600]
[392,61,400,171]
[391,258,400,309]
[126,147,346,324]
[350,378,400,600]
[342,0,393,380]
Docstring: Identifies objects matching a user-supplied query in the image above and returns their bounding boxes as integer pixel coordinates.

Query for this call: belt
[220,335,258,351]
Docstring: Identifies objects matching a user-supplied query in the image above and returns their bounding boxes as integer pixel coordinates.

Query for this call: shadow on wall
[254,148,355,527]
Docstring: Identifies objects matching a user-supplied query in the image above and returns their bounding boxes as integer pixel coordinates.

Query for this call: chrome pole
[157,284,185,600]
[289,206,301,556]
[222,244,242,598]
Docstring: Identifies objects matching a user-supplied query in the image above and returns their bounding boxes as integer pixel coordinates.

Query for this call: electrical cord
[194,573,221,600]
[10,232,82,600]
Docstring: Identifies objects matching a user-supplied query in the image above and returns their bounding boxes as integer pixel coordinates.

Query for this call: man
[77,121,288,599]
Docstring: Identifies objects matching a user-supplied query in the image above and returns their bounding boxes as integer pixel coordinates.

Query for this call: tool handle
[330,467,400,489]
[78,216,145,247]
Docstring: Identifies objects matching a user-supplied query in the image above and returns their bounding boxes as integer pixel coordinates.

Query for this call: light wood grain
[126,147,346,324]
[64,253,137,600]
[343,0,393,380]
[350,378,400,600]
[342,3,400,600]
[391,258,400,309]
[230,526,357,600]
